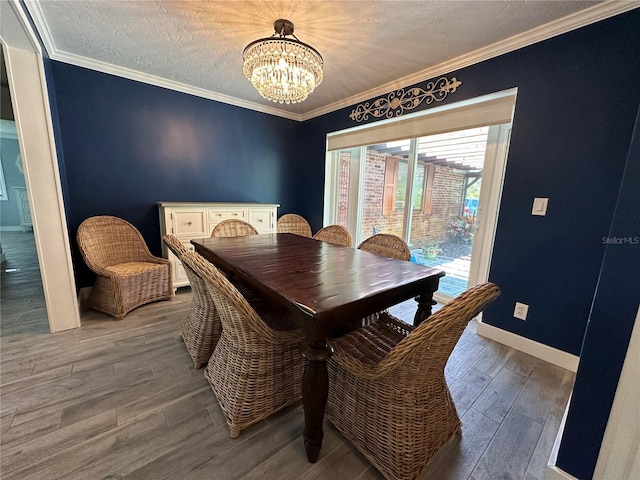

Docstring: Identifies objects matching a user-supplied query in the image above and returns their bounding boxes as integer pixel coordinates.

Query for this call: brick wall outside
[359,151,465,250]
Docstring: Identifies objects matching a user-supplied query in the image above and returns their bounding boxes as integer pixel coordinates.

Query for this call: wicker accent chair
[277,213,313,237]
[326,282,501,480]
[77,215,173,319]
[182,251,306,438]
[357,233,411,261]
[313,225,353,247]
[163,235,220,369]
[210,219,258,238]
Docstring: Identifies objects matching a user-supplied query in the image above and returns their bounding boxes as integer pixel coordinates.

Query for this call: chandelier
[243,19,323,104]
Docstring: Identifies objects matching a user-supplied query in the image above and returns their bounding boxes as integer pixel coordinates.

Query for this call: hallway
[0,230,48,337]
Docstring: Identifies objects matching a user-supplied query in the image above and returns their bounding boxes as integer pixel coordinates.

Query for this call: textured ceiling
[23,1,636,120]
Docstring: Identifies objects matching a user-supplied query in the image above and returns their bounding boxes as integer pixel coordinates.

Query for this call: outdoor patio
[411,242,471,298]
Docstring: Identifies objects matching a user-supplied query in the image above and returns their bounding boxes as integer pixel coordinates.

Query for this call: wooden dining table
[191,233,445,463]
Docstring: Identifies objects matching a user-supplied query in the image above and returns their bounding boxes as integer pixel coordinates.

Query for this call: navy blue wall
[557,105,640,479]
[43,59,72,231]
[49,63,300,287]
[300,11,640,357]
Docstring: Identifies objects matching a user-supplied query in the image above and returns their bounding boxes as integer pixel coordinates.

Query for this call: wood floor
[0,231,575,480]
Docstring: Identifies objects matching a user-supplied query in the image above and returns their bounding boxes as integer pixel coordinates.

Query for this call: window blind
[327,90,516,151]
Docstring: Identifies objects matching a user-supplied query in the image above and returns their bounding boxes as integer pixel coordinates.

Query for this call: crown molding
[23,0,303,121]
[21,0,52,54]
[300,0,640,121]
[25,0,640,123]
[49,51,303,121]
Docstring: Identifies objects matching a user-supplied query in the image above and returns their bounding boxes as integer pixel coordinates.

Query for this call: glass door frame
[465,123,511,293]
[324,146,365,239]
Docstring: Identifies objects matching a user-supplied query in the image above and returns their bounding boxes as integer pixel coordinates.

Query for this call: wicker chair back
[277,213,313,237]
[313,225,353,247]
[210,219,258,238]
[357,233,411,261]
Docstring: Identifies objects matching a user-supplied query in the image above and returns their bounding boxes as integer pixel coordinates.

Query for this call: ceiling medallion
[349,76,463,122]
[243,19,323,104]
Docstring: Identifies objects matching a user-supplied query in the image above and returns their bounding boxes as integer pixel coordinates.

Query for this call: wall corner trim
[545,393,573,480]
[476,321,579,372]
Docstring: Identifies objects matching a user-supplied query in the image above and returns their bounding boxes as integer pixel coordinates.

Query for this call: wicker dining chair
[182,251,306,438]
[77,215,173,319]
[357,233,412,328]
[313,224,353,247]
[162,233,189,259]
[277,213,313,237]
[163,235,220,369]
[209,219,264,304]
[210,219,258,238]
[326,282,500,480]
[357,233,411,261]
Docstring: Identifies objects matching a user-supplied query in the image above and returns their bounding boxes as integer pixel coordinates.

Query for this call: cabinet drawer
[208,209,247,224]
[172,210,207,237]
[248,209,272,233]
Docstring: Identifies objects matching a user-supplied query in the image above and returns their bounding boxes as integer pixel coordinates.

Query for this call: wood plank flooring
[0,231,575,479]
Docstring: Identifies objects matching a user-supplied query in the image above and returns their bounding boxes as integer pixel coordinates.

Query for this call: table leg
[413,278,441,326]
[302,339,333,463]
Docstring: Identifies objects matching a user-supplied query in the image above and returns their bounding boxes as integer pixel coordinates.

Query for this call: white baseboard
[0,226,25,231]
[545,465,578,480]
[476,320,579,372]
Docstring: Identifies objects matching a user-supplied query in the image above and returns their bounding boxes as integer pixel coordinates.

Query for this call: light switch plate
[532,197,548,216]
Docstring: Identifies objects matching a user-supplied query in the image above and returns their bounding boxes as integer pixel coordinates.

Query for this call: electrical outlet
[514,302,529,320]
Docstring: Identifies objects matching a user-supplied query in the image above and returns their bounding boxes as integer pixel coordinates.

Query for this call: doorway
[1,51,49,335]
[324,92,515,302]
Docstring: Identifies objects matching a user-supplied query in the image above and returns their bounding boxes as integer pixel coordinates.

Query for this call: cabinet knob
[233,213,238,216]
[187,221,193,226]
[258,219,263,222]
[189,246,194,251]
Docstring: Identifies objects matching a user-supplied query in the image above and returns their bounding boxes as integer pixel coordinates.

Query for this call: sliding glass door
[326,122,511,302]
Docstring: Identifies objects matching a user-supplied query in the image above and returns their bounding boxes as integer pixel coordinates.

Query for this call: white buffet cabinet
[158,202,279,287]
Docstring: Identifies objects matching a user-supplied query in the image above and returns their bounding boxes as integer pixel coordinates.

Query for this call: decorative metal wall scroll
[349,76,462,122]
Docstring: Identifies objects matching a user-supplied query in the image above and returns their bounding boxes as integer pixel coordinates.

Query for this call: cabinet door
[173,259,188,287]
[167,240,195,287]
[248,209,273,233]
[172,210,207,237]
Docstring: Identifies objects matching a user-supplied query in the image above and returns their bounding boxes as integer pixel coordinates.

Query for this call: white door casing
[1,0,80,332]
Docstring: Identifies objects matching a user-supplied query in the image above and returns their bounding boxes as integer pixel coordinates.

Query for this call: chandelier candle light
[243,19,323,104]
